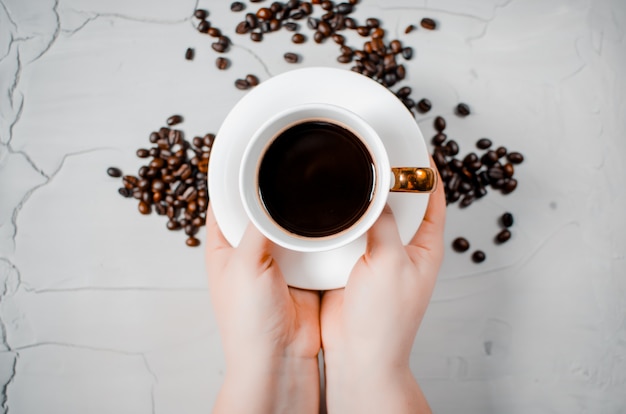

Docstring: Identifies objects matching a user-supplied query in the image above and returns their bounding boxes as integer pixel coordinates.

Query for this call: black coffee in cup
[258,120,375,238]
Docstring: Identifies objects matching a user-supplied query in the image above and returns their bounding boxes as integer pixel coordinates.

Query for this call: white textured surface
[1,0,625,413]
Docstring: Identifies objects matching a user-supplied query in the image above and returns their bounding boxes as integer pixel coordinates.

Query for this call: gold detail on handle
[390,167,437,193]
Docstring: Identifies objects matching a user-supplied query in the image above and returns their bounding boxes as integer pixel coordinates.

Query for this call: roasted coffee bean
[194,9,207,19]
[307,17,319,30]
[337,54,352,63]
[245,74,260,86]
[476,138,492,149]
[481,150,499,166]
[269,19,282,31]
[122,175,139,189]
[487,166,504,181]
[356,26,370,36]
[507,152,524,164]
[503,163,514,178]
[135,148,149,158]
[459,181,472,194]
[401,47,413,60]
[460,194,474,208]
[236,21,250,34]
[405,24,415,34]
[336,2,353,14]
[185,47,194,60]
[496,146,508,158]
[186,237,201,247]
[208,27,221,37]
[502,178,518,194]
[344,17,356,29]
[333,33,345,44]
[371,27,384,39]
[420,17,437,30]
[444,140,459,156]
[231,1,245,11]
[246,13,259,29]
[366,17,380,28]
[495,229,511,244]
[456,102,470,116]
[416,98,432,113]
[472,250,486,263]
[167,115,183,126]
[474,185,487,198]
[235,79,250,90]
[167,219,181,230]
[256,7,273,20]
[250,31,263,42]
[197,20,210,33]
[452,237,470,252]
[118,187,132,198]
[501,212,514,227]
[138,201,151,215]
[137,167,148,178]
[292,33,306,43]
[284,52,299,63]
[321,0,333,10]
[433,150,447,168]
[396,86,411,98]
[434,116,446,131]
[211,42,227,53]
[216,57,230,70]
[149,132,159,143]
[107,167,122,177]
[283,22,299,31]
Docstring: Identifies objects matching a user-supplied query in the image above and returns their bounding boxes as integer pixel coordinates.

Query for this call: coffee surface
[258,121,374,238]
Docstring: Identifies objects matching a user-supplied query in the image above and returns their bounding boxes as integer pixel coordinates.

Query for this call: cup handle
[390,167,437,193]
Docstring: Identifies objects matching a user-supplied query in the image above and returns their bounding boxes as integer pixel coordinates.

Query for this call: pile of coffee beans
[107,116,213,247]
[428,114,524,207]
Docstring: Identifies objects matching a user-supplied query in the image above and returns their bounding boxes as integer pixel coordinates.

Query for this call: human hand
[205,205,321,414]
[320,167,446,413]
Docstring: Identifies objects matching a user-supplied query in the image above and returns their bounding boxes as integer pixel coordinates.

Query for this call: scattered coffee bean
[416,98,432,113]
[456,102,470,116]
[501,212,514,228]
[434,116,446,132]
[452,237,470,252]
[405,24,415,34]
[197,20,210,33]
[472,250,486,263]
[230,1,245,12]
[167,115,183,126]
[216,57,230,70]
[284,52,299,63]
[138,200,151,215]
[507,152,524,164]
[496,229,511,244]
[107,167,122,178]
[235,79,250,90]
[193,9,207,20]
[185,47,194,60]
[118,187,132,197]
[420,17,437,30]
[250,31,263,42]
[476,138,492,150]
[186,237,201,247]
[136,149,149,158]
[292,33,306,43]
[245,74,260,86]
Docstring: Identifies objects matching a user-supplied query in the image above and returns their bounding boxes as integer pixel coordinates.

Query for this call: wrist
[215,354,320,414]
[324,352,430,414]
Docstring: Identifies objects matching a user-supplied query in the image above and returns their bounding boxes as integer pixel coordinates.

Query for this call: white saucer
[208,67,430,290]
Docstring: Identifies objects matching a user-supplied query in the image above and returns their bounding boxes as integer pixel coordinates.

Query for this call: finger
[408,157,446,255]
[205,204,231,257]
[365,204,403,257]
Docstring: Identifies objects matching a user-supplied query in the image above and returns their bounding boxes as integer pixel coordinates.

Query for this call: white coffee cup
[239,103,435,253]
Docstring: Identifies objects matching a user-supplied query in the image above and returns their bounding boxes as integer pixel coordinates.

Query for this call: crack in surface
[0,352,17,414]
[7,147,114,252]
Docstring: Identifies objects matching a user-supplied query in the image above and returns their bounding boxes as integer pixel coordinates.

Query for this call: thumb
[235,220,275,274]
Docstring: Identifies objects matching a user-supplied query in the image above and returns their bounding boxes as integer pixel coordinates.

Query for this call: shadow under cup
[240,103,434,253]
